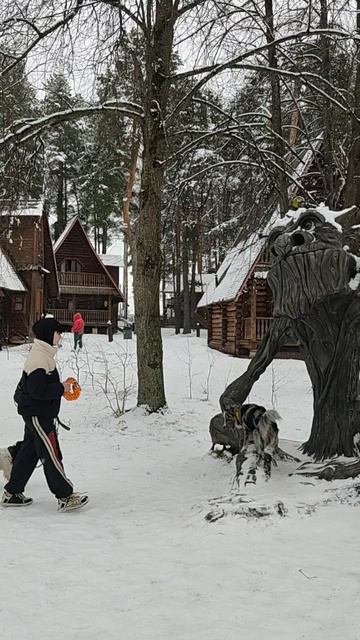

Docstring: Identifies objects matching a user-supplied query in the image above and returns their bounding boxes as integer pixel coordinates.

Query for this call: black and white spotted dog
[230,403,281,484]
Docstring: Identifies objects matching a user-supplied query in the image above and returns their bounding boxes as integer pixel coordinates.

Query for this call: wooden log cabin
[47,217,123,332]
[196,233,300,357]
[0,204,59,343]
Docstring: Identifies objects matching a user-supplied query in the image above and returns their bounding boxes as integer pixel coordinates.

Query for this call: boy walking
[1,317,88,512]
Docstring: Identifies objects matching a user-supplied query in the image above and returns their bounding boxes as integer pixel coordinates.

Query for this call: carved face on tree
[267,209,357,318]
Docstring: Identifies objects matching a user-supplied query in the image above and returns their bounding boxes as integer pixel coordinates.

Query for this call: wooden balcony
[59,272,108,288]
[48,309,110,326]
[57,273,122,299]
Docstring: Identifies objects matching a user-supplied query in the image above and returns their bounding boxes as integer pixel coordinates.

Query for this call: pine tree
[42,72,84,239]
[0,55,42,207]
[78,70,129,253]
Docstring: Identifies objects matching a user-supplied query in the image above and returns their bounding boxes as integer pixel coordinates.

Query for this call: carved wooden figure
[213,208,360,466]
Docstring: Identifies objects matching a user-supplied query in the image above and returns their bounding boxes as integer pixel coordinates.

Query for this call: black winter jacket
[14,339,64,418]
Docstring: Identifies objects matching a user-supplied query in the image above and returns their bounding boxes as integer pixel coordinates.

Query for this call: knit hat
[33,318,66,346]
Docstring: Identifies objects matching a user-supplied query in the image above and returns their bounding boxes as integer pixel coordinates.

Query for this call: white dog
[0,448,12,481]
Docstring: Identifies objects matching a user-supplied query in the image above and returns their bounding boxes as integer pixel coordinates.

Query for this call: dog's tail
[257,409,281,433]
[262,409,281,424]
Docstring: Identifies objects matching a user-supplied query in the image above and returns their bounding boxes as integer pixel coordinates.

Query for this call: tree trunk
[289,78,301,147]
[133,0,174,410]
[160,266,167,324]
[264,0,288,214]
[319,0,335,198]
[123,232,128,320]
[174,205,182,334]
[122,131,139,321]
[102,223,108,254]
[54,168,65,241]
[344,0,360,206]
[182,224,191,334]
[190,262,197,330]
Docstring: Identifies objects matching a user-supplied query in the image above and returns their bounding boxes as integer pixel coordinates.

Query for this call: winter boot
[58,493,89,512]
[1,490,33,507]
[0,448,13,481]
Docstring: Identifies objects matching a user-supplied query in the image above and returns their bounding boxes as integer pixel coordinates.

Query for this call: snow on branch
[231,63,356,119]
[167,27,353,121]
[0,101,144,151]
[179,159,260,185]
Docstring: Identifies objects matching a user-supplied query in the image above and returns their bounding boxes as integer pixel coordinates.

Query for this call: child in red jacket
[71,312,85,350]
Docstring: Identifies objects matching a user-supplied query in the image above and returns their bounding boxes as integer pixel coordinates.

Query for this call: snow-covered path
[0,332,359,639]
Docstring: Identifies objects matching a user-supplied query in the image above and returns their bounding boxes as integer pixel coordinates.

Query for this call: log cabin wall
[1,216,45,335]
[208,304,223,350]
[224,301,236,354]
[3,291,28,342]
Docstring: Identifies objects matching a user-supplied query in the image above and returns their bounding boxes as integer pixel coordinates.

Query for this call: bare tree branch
[0,0,86,79]
[0,101,143,151]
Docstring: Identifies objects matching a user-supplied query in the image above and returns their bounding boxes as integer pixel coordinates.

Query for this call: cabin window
[61,259,82,273]
[13,296,24,312]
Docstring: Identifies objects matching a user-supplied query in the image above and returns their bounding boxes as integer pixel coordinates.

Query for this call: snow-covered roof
[100,254,124,268]
[0,248,26,292]
[197,234,263,307]
[0,200,43,217]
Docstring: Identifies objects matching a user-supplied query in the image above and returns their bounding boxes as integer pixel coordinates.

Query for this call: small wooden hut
[197,234,298,357]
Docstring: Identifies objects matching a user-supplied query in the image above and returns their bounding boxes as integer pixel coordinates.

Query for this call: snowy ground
[1,330,359,640]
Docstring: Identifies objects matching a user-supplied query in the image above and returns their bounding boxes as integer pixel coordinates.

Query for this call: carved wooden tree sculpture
[212,208,360,473]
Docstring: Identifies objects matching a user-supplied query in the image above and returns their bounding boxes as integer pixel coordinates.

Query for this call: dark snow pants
[8,440,23,461]
[5,417,73,499]
[74,333,83,350]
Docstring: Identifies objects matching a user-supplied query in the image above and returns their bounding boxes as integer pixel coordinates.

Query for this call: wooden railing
[59,272,108,288]
[256,317,272,340]
[48,309,110,326]
[243,317,272,341]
